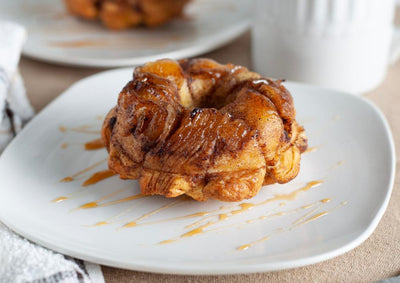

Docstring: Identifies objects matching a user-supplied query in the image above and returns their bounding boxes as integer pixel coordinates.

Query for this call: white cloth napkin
[0,21,34,152]
[0,21,105,283]
[0,223,104,283]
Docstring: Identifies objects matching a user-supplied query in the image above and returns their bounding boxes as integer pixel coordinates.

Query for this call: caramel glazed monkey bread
[64,0,190,29]
[101,58,308,202]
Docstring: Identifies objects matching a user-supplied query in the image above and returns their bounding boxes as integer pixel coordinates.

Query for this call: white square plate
[0,68,395,274]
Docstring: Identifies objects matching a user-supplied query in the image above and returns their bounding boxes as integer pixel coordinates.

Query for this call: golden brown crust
[101,58,308,201]
[64,0,190,30]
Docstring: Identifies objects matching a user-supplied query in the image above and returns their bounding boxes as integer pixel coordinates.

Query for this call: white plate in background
[0,68,395,274]
[0,0,250,67]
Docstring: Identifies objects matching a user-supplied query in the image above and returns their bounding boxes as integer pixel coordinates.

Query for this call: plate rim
[0,69,396,274]
[23,21,250,68]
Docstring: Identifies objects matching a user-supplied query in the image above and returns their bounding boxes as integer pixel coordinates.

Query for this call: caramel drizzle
[56,154,328,247]
[74,190,145,211]
[294,201,347,226]
[60,142,81,149]
[121,199,184,228]
[59,125,100,134]
[124,211,211,228]
[304,146,318,153]
[257,181,323,206]
[96,194,146,207]
[82,170,116,186]
[159,199,322,245]
[53,196,68,203]
[56,168,344,251]
[49,40,107,48]
[90,208,209,228]
[246,200,324,227]
[72,186,128,211]
[60,139,105,150]
[237,201,347,251]
[120,204,233,229]
[52,181,111,204]
[86,204,142,227]
[52,187,90,203]
[60,159,107,183]
[291,205,323,225]
[84,138,105,150]
[113,181,322,237]
[184,205,236,229]
[175,181,322,232]
[178,199,328,239]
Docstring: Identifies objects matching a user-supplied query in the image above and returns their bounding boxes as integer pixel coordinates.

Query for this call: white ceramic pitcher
[252,0,400,94]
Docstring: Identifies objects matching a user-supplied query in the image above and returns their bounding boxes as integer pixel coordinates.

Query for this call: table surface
[19,26,400,283]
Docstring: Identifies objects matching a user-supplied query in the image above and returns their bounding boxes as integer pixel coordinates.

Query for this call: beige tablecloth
[19,28,400,283]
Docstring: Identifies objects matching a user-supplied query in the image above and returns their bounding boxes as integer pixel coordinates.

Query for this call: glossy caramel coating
[102,58,307,201]
[64,0,190,30]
